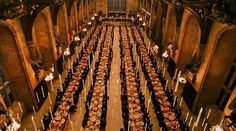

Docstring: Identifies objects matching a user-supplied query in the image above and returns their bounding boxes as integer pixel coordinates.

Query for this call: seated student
[69,104,77,113]
[43,114,50,128]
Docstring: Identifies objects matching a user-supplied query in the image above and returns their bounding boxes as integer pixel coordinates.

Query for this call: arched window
[108,0,127,16]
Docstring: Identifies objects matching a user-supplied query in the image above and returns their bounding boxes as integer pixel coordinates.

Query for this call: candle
[202,118,206,126]
[50,80,54,91]
[147,99,151,113]
[203,123,208,131]
[202,109,212,126]
[172,68,178,84]
[189,116,193,127]
[31,116,37,131]
[48,92,52,105]
[145,123,148,131]
[32,106,36,115]
[71,62,74,73]
[49,107,53,119]
[191,125,195,131]
[41,119,45,130]
[162,67,166,78]
[174,71,181,93]
[68,114,71,122]
[17,113,21,122]
[220,116,224,125]
[75,47,79,58]
[41,86,45,98]
[4,122,8,130]
[160,127,162,131]
[71,121,74,131]
[194,107,203,126]
[179,97,183,107]
[59,74,63,92]
[165,80,168,91]
[206,109,211,119]
[128,121,130,131]
[173,96,177,108]
[36,93,40,103]
[18,102,23,113]
[185,112,189,122]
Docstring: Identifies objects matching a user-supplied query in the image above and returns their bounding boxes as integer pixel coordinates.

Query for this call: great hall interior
[0,0,236,131]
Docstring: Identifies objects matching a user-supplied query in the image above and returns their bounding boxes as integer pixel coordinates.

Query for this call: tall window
[108,0,127,15]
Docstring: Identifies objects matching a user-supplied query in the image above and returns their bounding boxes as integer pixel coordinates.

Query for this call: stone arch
[0,21,36,110]
[164,6,177,48]
[57,4,69,45]
[176,12,201,70]
[205,28,236,96]
[151,1,163,43]
[0,24,21,80]
[32,12,54,69]
[195,25,236,113]
[69,2,78,35]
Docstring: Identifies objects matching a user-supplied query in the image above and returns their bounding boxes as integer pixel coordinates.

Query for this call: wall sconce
[44,64,54,81]
[82,28,87,32]
[88,22,92,26]
[44,72,53,81]
[94,13,97,17]
[211,124,224,131]
[139,17,143,21]
[162,50,169,58]
[179,77,187,84]
[91,16,95,21]
[63,48,70,56]
[74,35,80,42]
[142,22,146,27]
[137,14,140,18]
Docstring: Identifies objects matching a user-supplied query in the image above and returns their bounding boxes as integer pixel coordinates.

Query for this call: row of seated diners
[82,25,114,131]
[131,26,189,131]
[43,26,102,130]
[120,26,152,131]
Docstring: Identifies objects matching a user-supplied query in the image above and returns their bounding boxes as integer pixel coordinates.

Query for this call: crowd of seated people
[44,25,102,131]
[82,25,114,131]
[131,26,189,131]
[119,26,152,131]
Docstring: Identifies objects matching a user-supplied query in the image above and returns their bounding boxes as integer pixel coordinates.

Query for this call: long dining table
[132,26,181,131]
[47,26,102,130]
[84,25,114,131]
[120,26,151,131]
